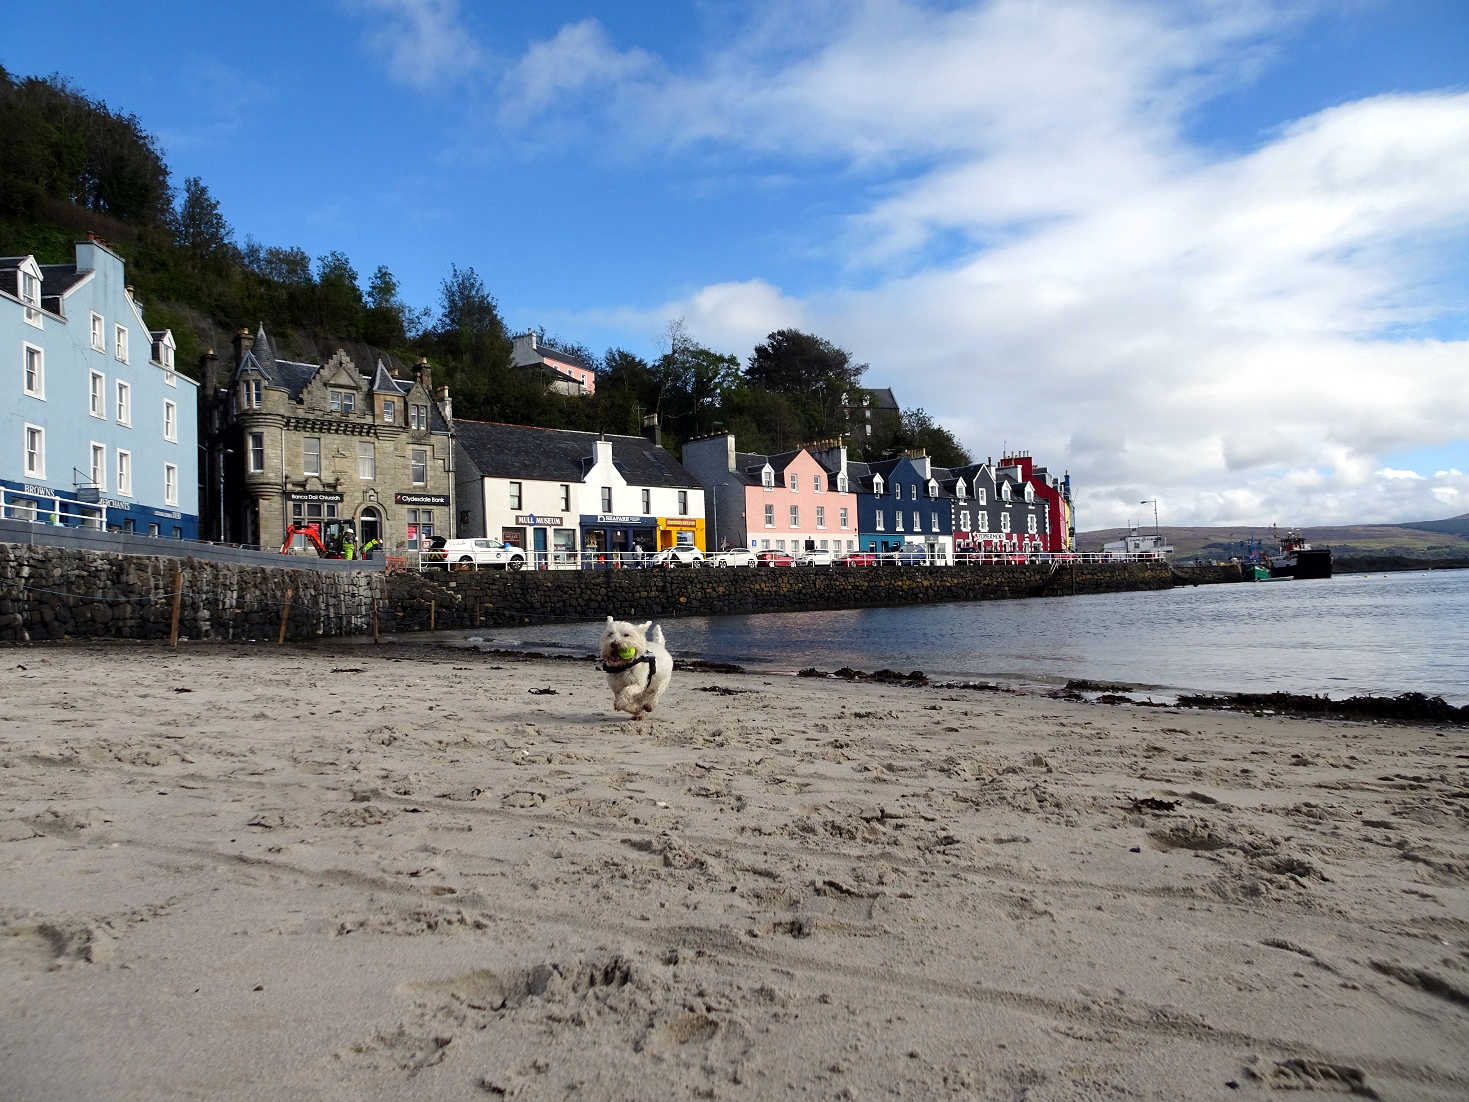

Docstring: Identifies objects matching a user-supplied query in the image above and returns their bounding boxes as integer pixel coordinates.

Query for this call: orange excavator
[280,520,356,559]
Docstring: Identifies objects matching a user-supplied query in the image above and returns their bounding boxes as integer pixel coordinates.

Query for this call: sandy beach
[1,640,1466,1100]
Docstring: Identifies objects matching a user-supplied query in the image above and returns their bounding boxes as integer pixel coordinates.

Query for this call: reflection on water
[467,570,1469,704]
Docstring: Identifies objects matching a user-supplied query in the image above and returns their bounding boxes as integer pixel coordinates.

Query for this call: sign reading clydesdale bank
[395,493,450,505]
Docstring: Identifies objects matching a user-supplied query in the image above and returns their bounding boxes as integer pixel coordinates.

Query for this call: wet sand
[1,642,1466,1100]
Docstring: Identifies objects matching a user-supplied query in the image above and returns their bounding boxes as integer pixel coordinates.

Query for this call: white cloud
[501,3,1469,529]
[350,0,480,88]
[499,19,656,120]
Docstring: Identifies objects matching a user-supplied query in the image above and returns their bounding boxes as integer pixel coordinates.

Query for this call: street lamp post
[1140,499,1159,538]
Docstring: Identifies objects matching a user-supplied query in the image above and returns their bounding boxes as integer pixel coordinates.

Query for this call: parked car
[885,543,929,566]
[440,537,527,570]
[650,544,705,567]
[709,547,759,568]
[795,548,835,567]
[837,551,879,567]
[756,549,796,567]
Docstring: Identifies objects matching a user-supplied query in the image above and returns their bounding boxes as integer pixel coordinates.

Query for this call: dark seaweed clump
[1176,690,1468,725]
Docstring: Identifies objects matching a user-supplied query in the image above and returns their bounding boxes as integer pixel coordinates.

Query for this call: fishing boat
[1267,527,1333,580]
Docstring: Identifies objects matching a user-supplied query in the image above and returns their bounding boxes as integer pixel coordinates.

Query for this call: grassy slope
[1076,515,1469,562]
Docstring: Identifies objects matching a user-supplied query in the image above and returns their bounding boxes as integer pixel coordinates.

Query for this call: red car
[837,551,879,566]
[756,549,796,567]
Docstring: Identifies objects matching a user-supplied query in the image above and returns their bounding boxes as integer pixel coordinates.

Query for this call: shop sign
[154,509,182,520]
[286,491,344,503]
[396,493,449,505]
[515,514,563,527]
[23,483,57,498]
[660,517,698,529]
[581,514,654,526]
[100,497,131,510]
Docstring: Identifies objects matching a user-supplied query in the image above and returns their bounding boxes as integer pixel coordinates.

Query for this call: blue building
[1,239,198,537]
[809,443,953,562]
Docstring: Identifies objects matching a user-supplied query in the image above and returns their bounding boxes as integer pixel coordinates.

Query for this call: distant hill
[1077,516,1469,563]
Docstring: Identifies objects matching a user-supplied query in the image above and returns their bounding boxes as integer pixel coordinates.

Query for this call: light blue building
[1,239,198,537]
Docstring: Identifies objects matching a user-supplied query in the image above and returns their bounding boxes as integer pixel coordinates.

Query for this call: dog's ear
[650,624,665,645]
[605,615,615,628]
[637,621,652,634]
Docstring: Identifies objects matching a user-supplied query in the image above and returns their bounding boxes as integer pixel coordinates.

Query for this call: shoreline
[2,641,1466,1099]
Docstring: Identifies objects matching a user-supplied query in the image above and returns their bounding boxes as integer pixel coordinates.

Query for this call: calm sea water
[466,569,1469,705]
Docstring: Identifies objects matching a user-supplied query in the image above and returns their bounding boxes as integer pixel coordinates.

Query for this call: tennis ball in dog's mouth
[616,644,638,660]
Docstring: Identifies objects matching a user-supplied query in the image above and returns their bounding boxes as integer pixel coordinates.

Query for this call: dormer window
[837,476,848,492]
[762,468,774,489]
[241,378,262,409]
[329,389,356,414]
[382,398,396,423]
[1002,484,1011,501]
[956,479,967,500]
[1025,485,1034,502]
[928,480,938,498]
[872,476,884,495]
[20,266,42,326]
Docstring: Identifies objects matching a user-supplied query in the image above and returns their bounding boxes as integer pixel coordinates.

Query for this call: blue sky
[8,1,1468,530]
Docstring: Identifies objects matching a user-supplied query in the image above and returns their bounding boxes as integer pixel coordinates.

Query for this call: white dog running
[598,616,672,719]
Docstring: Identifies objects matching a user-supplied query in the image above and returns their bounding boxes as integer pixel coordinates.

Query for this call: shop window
[406,508,433,538]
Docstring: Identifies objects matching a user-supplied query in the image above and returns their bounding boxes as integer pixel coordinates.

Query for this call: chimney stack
[641,413,662,447]
[435,384,452,424]
[232,327,253,366]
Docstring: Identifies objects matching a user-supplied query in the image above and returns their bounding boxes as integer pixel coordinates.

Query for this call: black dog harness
[598,653,657,684]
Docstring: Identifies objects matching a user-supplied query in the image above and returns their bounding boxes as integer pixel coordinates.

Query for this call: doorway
[358,507,382,550]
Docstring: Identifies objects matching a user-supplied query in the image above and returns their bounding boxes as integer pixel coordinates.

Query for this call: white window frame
[914,510,921,531]
[304,436,321,476]
[789,504,799,527]
[411,447,427,486]
[89,442,106,489]
[91,312,105,351]
[788,474,798,492]
[114,324,129,363]
[163,399,177,442]
[876,511,885,531]
[411,403,427,430]
[248,431,265,473]
[116,449,132,496]
[640,488,650,514]
[895,511,904,532]
[816,505,826,528]
[839,507,849,528]
[242,378,261,409]
[115,380,131,426]
[979,513,989,533]
[978,488,987,505]
[1028,513,1038,534]
[559,483,571,511]
[330,389,356,413]
[764,504,775,528]
[89,370,106,418]
[23,343,44,399]
[24,424,44,477]
[872,476,884,495]
[164,463,178,506]
[21,268,43,327]
[1001,513,1011,533]
[931,512,940,532]
[358,441,375,480]
[382,398,396,423]
[812,475,821,493]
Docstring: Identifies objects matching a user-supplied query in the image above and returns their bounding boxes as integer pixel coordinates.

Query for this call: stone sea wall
[1,542,1224,643]
[379,560,1179,632]
[0,543,382,643]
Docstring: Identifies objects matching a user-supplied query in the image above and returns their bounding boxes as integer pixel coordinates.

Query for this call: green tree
[889,408,972,468]
[314,251,363,336]
[174,176,234,262]
[363,264,426,348]
[745,329,867,442]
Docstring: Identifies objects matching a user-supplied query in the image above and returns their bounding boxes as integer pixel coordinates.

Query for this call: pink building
[682,435,861,555]
[511,332,596,395]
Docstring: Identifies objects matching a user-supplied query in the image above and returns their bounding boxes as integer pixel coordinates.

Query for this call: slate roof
[456,420,701,488]
[39,263,88,314]
[863,387,899,411]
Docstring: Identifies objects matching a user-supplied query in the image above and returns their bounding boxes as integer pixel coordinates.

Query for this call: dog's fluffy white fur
[599,616,672,719]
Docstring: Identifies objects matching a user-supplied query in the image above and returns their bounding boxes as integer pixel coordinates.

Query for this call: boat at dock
[1267,527,1333,580]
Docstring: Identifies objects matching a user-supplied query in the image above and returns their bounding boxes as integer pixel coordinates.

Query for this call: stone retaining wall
[379,560,1177,632]
[1,542,1227,643]
[0,543,382,643]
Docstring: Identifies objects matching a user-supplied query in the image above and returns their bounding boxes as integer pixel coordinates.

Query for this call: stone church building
[198,327,454,553]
